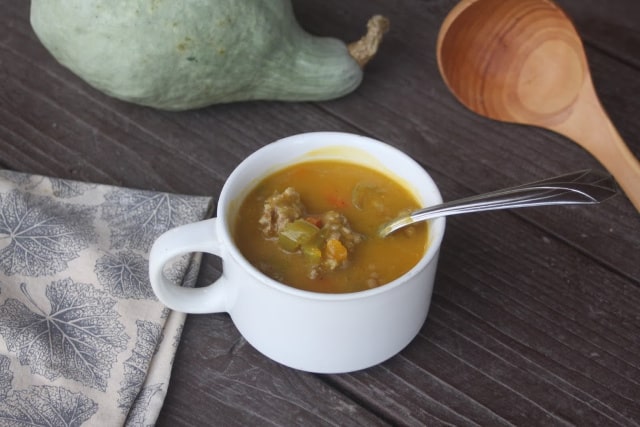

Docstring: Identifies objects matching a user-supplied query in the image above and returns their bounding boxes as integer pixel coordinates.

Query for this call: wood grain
[1,0,639,425]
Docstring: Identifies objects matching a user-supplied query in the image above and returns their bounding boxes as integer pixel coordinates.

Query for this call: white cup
[149,132,445,373]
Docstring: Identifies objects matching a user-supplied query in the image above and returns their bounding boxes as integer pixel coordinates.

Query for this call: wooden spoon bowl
[437,0,640,210]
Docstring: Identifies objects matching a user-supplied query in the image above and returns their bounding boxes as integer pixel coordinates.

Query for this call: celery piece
[302,244,322,262]
[277,219,320,252]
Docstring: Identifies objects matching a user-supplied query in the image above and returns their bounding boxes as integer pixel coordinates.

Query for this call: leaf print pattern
[0,170,212,424]
[0,280,128,391]
[0,385,97,426]
[172,323,184,351]
[101,189,207,252]
[95,251,154,300]
[181,251,203,289]
[0,191,95,276]
[161,252,195,295]
[0,171,34,188]
[0,355,12,400]
[125,383,164,427]
[118,320,163,411]
[169,323,185,366]
[50,178,97,199]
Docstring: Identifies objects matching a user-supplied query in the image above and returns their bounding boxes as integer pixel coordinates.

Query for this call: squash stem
[347,15,390,68]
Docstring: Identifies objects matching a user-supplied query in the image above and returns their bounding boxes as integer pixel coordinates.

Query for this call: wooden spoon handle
[551,79,640,211]
[596,130,640,211]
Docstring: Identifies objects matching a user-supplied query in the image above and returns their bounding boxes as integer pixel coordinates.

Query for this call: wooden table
[3,0,639,425]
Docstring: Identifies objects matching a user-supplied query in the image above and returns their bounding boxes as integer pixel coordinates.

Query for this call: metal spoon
[379,170,618,237]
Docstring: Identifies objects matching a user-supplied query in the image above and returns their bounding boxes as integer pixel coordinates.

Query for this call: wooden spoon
[436,0,640,211]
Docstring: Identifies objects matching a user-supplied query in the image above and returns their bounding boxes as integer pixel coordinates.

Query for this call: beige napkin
[0,170,213,426]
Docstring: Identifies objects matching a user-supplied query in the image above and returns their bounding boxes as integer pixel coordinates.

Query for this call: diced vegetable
[352,182,385,212]
[302,244,322,262]
[325,239,348,263]
[278,219,320,252]
[326,192,348,208]
[305,216,323,228]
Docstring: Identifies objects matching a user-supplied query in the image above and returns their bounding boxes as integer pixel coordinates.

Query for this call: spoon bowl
[436,0,640,210]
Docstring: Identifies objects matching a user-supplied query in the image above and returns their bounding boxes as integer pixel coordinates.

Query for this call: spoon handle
[380,170,618,237]
[551,80,640,212]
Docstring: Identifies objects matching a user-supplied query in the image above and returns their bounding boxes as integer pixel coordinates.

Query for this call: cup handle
[149,218,229,313]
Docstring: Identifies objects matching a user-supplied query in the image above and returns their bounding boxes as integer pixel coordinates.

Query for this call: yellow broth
[233,160,428,293]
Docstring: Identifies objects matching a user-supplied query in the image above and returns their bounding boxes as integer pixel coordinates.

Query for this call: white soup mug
[148,132,445,373]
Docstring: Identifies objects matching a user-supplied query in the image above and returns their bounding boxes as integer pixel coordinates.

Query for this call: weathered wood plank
[1,0,639,426]
[159,315,390,427]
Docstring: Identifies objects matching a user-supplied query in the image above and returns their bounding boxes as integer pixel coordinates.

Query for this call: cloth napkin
[0,170,213,426]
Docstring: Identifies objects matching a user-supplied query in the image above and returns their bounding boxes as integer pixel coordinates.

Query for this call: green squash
[30,0,388,110]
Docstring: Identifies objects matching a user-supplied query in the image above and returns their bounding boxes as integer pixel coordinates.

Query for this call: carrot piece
[326,239,348,263]
[305,216,323,228]
[326,192,348,208]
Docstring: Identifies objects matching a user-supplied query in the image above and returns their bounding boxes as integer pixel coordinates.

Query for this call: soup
[233,160,428,293]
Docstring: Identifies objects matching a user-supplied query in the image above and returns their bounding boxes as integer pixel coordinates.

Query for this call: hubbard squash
[30,0,388,111]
